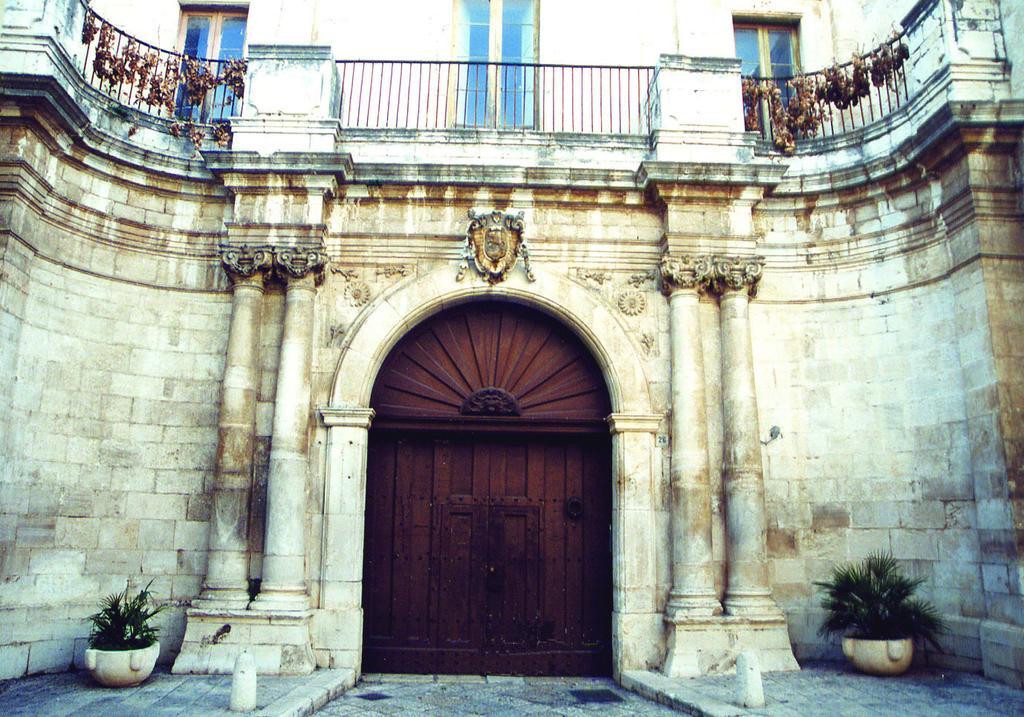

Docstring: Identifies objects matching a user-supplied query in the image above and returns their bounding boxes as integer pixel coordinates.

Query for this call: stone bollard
[735,651,765,708]
[230,652,257,712]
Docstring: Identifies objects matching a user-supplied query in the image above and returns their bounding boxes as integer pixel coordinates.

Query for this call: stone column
[252,247,327,612]
[197,247,272,608]
[714,256,779,617]
[660,253,722,677]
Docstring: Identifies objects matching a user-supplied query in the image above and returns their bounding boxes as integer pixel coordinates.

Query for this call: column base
[191,587,252,611]
[665,592,723,620]
[723,591,785,619]
[662,614,799,677]
[250,587,311,613]
[172,607,315,675]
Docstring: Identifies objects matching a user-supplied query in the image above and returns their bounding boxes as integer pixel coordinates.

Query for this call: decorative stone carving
[377,265,412,278]
[329,266,358,281]
[274,248,328,284]
[221,246,273,283]
[628,271,655,288]
[660,253,766,297]
[659,253,713,295]
[710,255,765,296]
[344,281,372,307]
[329,324,346,346]
[457,209,535,284]
[460,387,521,416]
[616,290,647,316]
[577,269,613,286]
[640,332,657,355]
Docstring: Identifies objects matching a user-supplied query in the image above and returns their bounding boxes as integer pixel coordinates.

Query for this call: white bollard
[230,652,257,712]
[735,651,765,708]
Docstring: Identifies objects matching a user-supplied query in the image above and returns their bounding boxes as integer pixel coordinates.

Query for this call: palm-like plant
[814,552,945,649]
[87,581,166,650]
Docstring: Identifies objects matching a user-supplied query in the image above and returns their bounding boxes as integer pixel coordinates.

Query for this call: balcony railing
[337,60,655,135]
[79,6,244,125]
[742,34,910,153]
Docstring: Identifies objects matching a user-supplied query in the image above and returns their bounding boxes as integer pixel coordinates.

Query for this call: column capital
[319,406,375,429]
[710,255,764,297]
[274,246,329,286]
[659,252,714,296]
[221,245,273,287]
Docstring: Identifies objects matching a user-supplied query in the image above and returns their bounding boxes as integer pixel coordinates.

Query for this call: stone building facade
[1,0,1022,691]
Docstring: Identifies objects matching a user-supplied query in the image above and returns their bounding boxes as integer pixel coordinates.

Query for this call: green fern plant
[814,552,945,649]
[87,580,166,650]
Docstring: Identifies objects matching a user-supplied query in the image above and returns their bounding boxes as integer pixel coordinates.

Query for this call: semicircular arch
[328,268,653,417]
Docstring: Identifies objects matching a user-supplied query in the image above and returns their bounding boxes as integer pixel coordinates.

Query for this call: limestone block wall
[0,255,230,677]
[751,279,981,662]
[0,119,231,678]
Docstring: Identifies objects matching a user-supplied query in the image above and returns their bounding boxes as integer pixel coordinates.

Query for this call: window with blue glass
[176,10,247,122]
[455,0,537,128]
[735,21,799,130]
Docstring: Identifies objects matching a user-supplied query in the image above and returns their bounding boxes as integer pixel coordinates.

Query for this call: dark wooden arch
[370,302,612,431]
[363,302,614,675]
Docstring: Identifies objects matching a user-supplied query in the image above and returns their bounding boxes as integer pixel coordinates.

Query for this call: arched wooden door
[362,302,613,675]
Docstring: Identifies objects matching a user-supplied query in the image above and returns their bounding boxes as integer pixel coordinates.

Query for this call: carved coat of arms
[458,209,535,284]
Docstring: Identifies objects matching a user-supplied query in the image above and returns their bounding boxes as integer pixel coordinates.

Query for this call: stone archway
[314,267,663,678]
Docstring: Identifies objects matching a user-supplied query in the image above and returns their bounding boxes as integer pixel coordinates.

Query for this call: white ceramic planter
[85,642,160,687]
[842,637,913,676]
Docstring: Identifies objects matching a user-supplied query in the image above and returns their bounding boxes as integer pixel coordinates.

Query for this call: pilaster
[311,406,376,671]
[606,413,665,676]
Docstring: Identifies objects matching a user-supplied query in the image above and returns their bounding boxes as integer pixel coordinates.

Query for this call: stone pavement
[2,662,1023,716]
[0,667,353,717]
[623,662,1024,717]
[319,674,678,716]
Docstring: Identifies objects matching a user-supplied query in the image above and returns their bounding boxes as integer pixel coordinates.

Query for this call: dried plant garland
[742,34,909,155]
[81,11,247,152]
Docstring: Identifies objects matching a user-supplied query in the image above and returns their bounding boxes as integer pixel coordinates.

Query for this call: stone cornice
[638,161,788,190]
[656,55,743,74]
[202,151,353,180]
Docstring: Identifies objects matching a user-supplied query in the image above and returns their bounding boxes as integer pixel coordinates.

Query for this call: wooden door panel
[363,432,611,675]
[486,505,541,649]
[434,504,486,648]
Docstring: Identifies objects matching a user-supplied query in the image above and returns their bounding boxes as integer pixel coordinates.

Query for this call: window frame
[451,0,540,129]
[733,20,801,81]
[175,8,247,122]
[176,9,248,61]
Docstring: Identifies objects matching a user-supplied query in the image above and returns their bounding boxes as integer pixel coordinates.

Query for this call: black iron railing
[80,6,244,124]
[742,34,911,152]
[337,60,655,135]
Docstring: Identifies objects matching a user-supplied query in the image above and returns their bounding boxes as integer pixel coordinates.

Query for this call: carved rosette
[274,248,329,286]
[659,253,714,295]
[221,246,273,286]
[709,255,765,297]
[616,290,647,316]
[458,209,535,284]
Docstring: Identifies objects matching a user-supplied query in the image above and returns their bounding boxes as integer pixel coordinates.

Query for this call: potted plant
[815,552,944,676]
[85,580,166,687]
